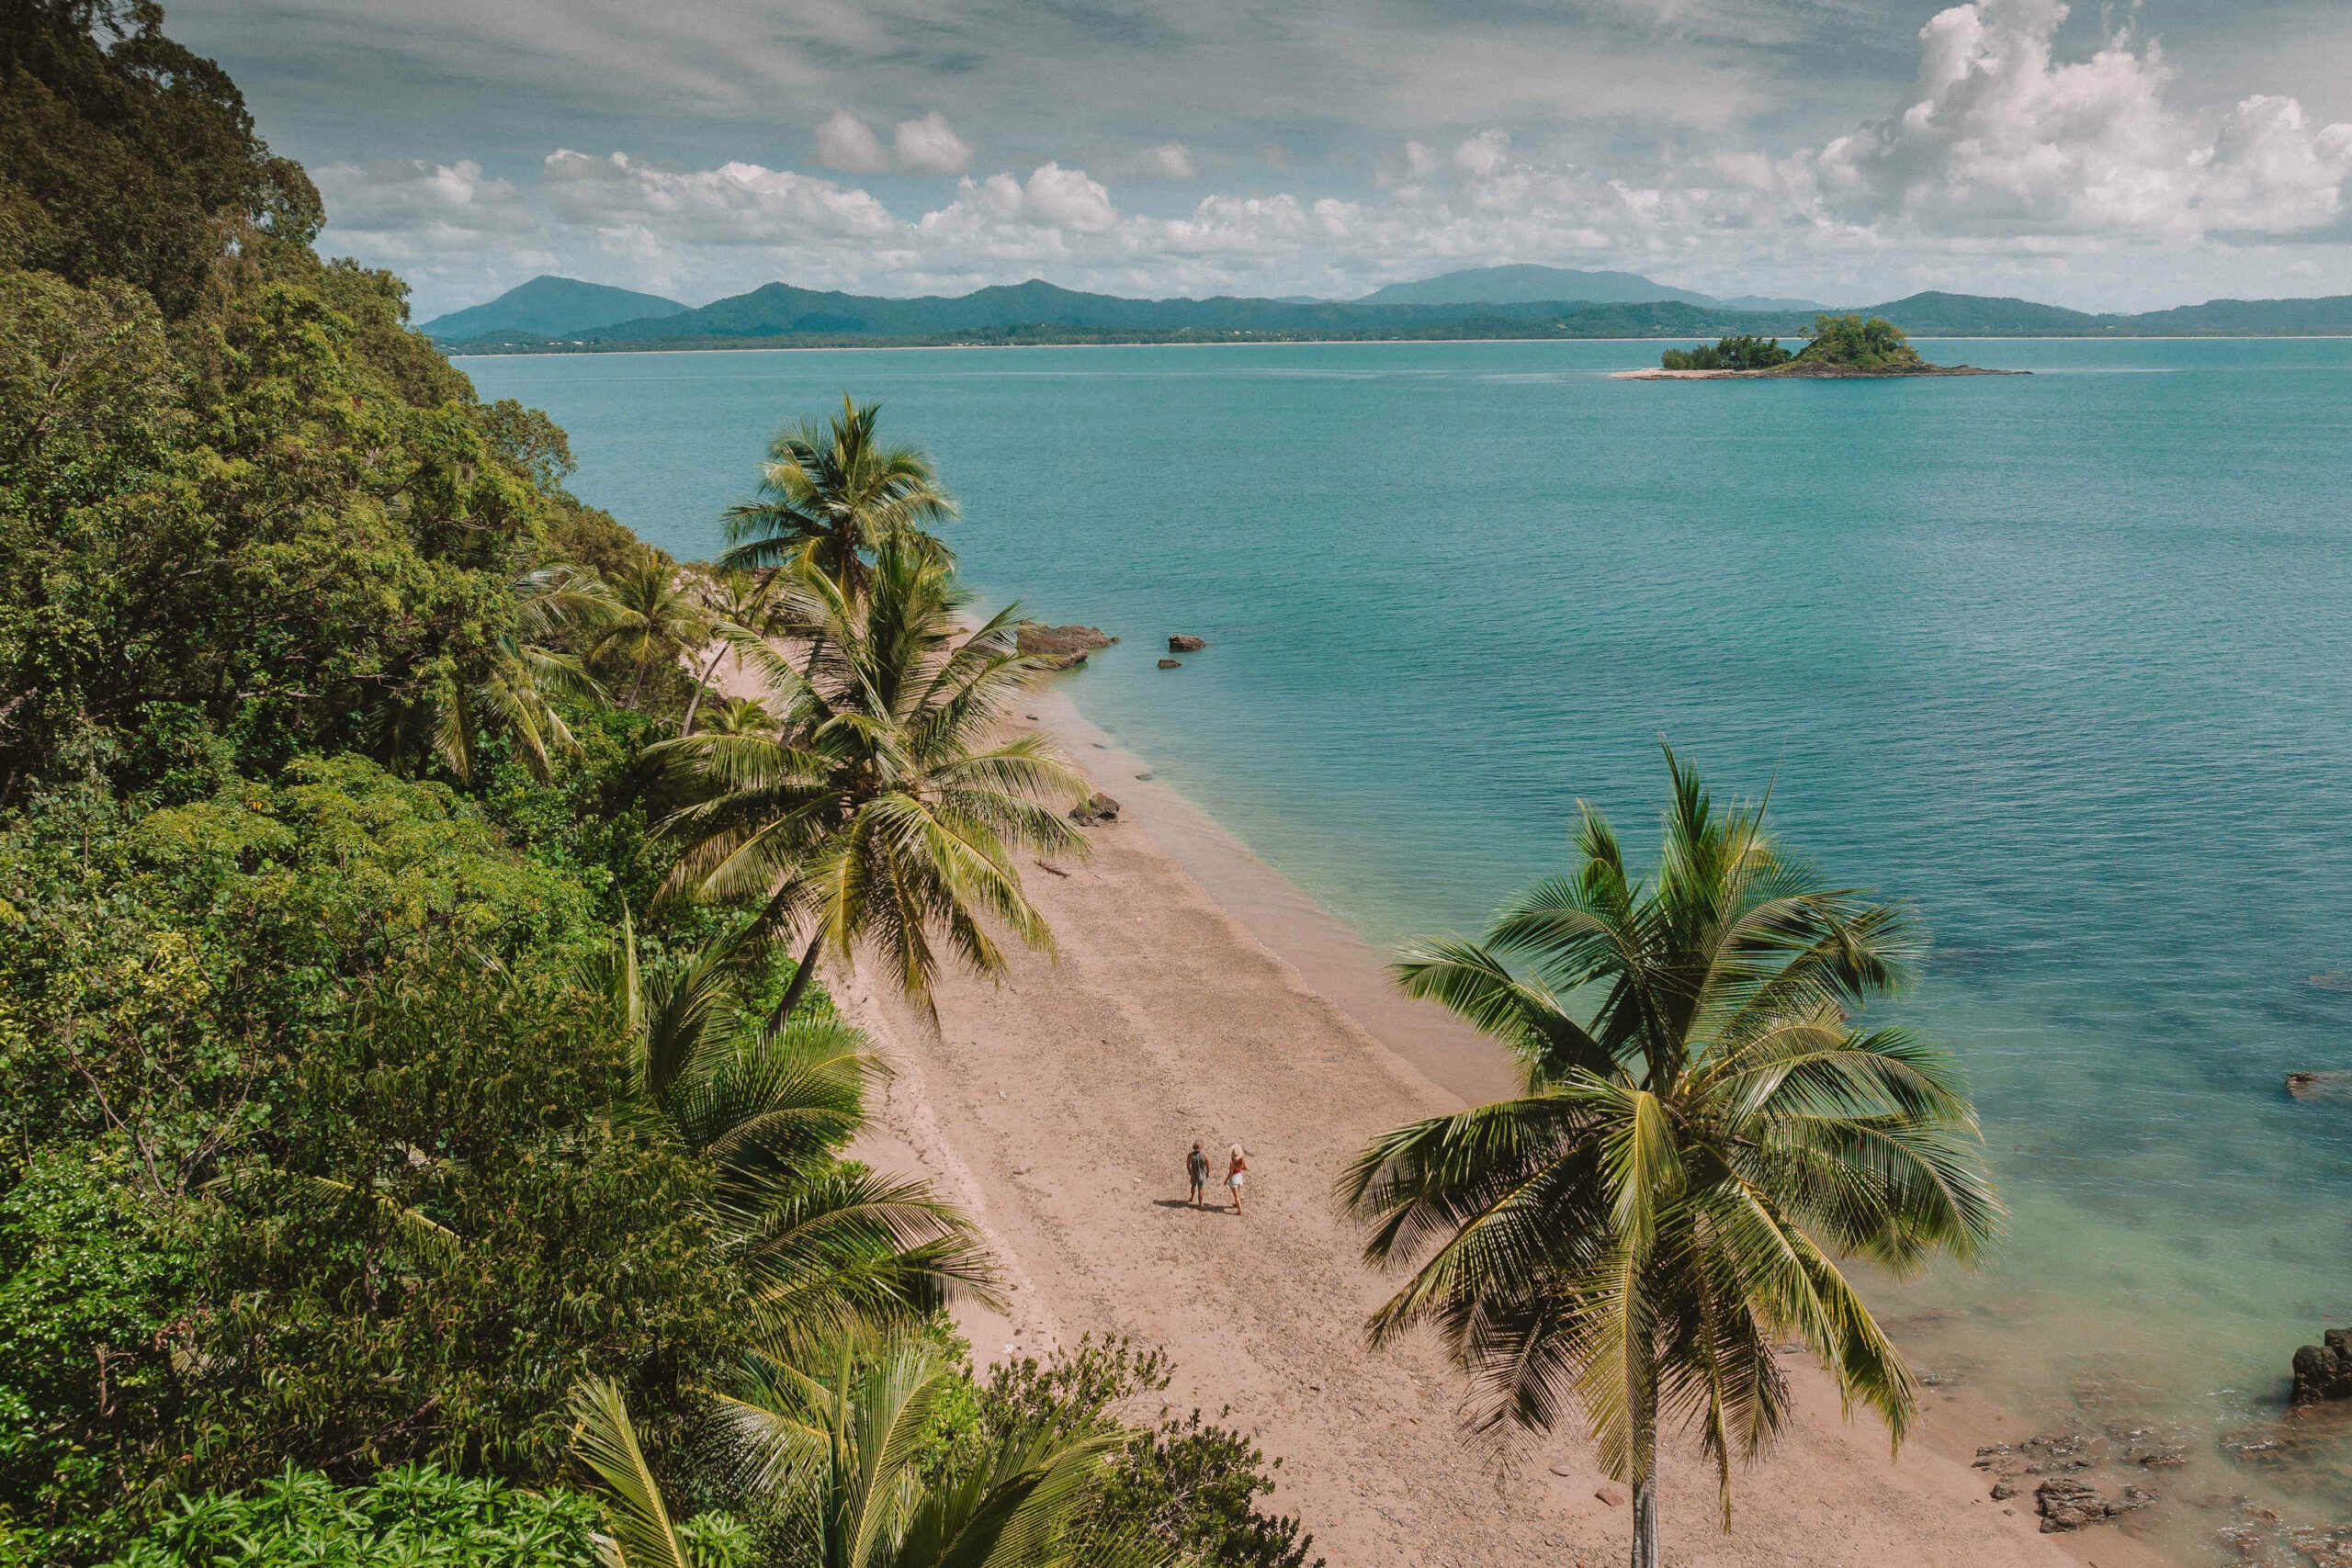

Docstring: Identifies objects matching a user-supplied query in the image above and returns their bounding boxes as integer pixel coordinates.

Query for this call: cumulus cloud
[814,108,975,175]
[893,111,975,175]
[813,109,891,174]
[1816,0,2352,238]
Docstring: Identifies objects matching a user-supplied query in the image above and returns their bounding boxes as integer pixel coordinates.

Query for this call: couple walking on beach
[1186,1140,1250,1213]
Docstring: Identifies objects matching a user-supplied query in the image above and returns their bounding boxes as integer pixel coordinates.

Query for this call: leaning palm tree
[595,558,713,709]
[570,1337,1164,1568]
[720,397,958,594]
[652,543,1088,1025]
[1339,747,2001,1568]
[591,915,1001,1342]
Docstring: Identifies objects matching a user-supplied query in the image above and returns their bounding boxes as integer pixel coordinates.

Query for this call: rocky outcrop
[2294,1329,2352,1404]
[1167,635,1207,651]
[2286,1071,2352,1101]
[1069,792,1121,826]
[1018,624,1117,671]
[1157,658,1181,669]
[2033,1477,2154,1533]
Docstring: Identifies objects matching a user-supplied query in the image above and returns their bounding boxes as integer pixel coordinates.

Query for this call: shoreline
[713,640,2164,1567]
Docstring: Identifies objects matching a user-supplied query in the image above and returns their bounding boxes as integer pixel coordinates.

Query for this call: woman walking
[1226,1144,1250,1213]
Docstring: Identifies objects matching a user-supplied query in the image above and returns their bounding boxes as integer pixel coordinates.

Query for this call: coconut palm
[594,915,1001,1340]
[695,695,775,737]
[595,558,713,709]
[570,1337,1164,1568]
[720,397,958,594]
[1338,747,2000,1568]
[651,544,1087,1026]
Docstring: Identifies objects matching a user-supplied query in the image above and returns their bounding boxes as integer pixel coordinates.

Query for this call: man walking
[1186,1140,1210,1208]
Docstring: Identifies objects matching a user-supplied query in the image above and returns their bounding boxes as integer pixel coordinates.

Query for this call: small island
[1615,313,2022,378]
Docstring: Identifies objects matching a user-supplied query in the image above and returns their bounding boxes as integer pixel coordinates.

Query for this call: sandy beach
[708,649,2167,1568]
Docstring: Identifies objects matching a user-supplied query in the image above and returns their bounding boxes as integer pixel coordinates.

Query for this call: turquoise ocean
[465,337,2352,1551]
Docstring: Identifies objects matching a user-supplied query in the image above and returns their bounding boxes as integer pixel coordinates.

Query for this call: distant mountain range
[423,272,2352,351]
[418,276,688,340]
[1354,265,1826,313]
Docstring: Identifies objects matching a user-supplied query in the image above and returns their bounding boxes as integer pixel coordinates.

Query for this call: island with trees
[1620,313,2022,378]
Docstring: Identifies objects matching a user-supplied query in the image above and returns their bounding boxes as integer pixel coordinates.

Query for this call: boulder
[2286,1071,2352,1101]
[1018,624,1117,671]
[1069,792,1121,826]
[2034,1477,2154,1533]
[1157,658,1182,669]
[1167,635,1207,651]
[2294,1329,2352,1404]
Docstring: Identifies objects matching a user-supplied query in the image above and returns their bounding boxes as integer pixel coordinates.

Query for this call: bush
[1659,333,1792,371]
[99,1464,599,1567]
[1797,312,1921,368]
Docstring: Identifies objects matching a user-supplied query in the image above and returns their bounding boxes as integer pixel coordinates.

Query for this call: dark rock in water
[1069,792,1121,826]
[1157,658,1182,669]
[1167,635,1207,651]
[2294,1329,2352,1404]
[2286,1071,2352,1101]
[1018,624,1117,670]
[2034,1476,2154,1532]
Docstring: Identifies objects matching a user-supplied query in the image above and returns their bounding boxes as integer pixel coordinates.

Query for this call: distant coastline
[425,278,2352,355]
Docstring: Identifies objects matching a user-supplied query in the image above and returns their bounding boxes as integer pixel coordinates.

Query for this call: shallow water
[465,336,2352,1559]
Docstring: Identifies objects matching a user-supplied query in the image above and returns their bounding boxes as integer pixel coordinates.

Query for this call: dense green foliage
[0,6,1308,1564]
[101,1465,601,1568]
[1657,334,1793,371]
[1795,312,1922,369]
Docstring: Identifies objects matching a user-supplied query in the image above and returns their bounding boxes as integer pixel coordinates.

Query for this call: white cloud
[543,150,899,246]
[314,157,537,248]
[814,107,975,175]
[1453,130,1511,178]
[814,109,892,174]
[894,111,975,175]
[1816,0,2352,238]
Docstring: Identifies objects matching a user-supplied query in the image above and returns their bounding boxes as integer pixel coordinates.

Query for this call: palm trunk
[680,639,730,736]
[769,928,827,1032]
[1630,1473,1660,1568]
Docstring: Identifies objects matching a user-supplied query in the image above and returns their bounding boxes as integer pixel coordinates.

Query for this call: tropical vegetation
[0,4,1308,1563]
[1340,749,1999,1568]
[1657,334,1792,371]
[1795,312,1924,369]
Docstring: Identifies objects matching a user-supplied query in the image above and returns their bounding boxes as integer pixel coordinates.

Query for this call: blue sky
[169,0,2352,316]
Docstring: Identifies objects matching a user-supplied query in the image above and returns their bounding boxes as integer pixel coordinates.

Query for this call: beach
[754,663,2162,1568]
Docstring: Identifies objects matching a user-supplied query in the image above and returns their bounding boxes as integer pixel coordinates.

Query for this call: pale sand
[711,653,2159,1566]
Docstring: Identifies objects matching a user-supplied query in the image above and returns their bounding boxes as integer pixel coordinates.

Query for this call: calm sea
[465,337,2352,1553]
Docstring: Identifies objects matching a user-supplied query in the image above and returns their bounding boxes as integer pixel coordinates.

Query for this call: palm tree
[593,916,1001,1341]
[595,558,713,709]
[651,544,1088,1026]
[570,1337,1163,1568]
[377,562,609,783]
[1338,748,2000,1568]
[720,397,958,594]
[695,695,775,738]
[680,568,783,738]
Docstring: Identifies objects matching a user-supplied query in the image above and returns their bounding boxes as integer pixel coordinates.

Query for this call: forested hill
[0,6,1320,1565]
[433,278,2352,351]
